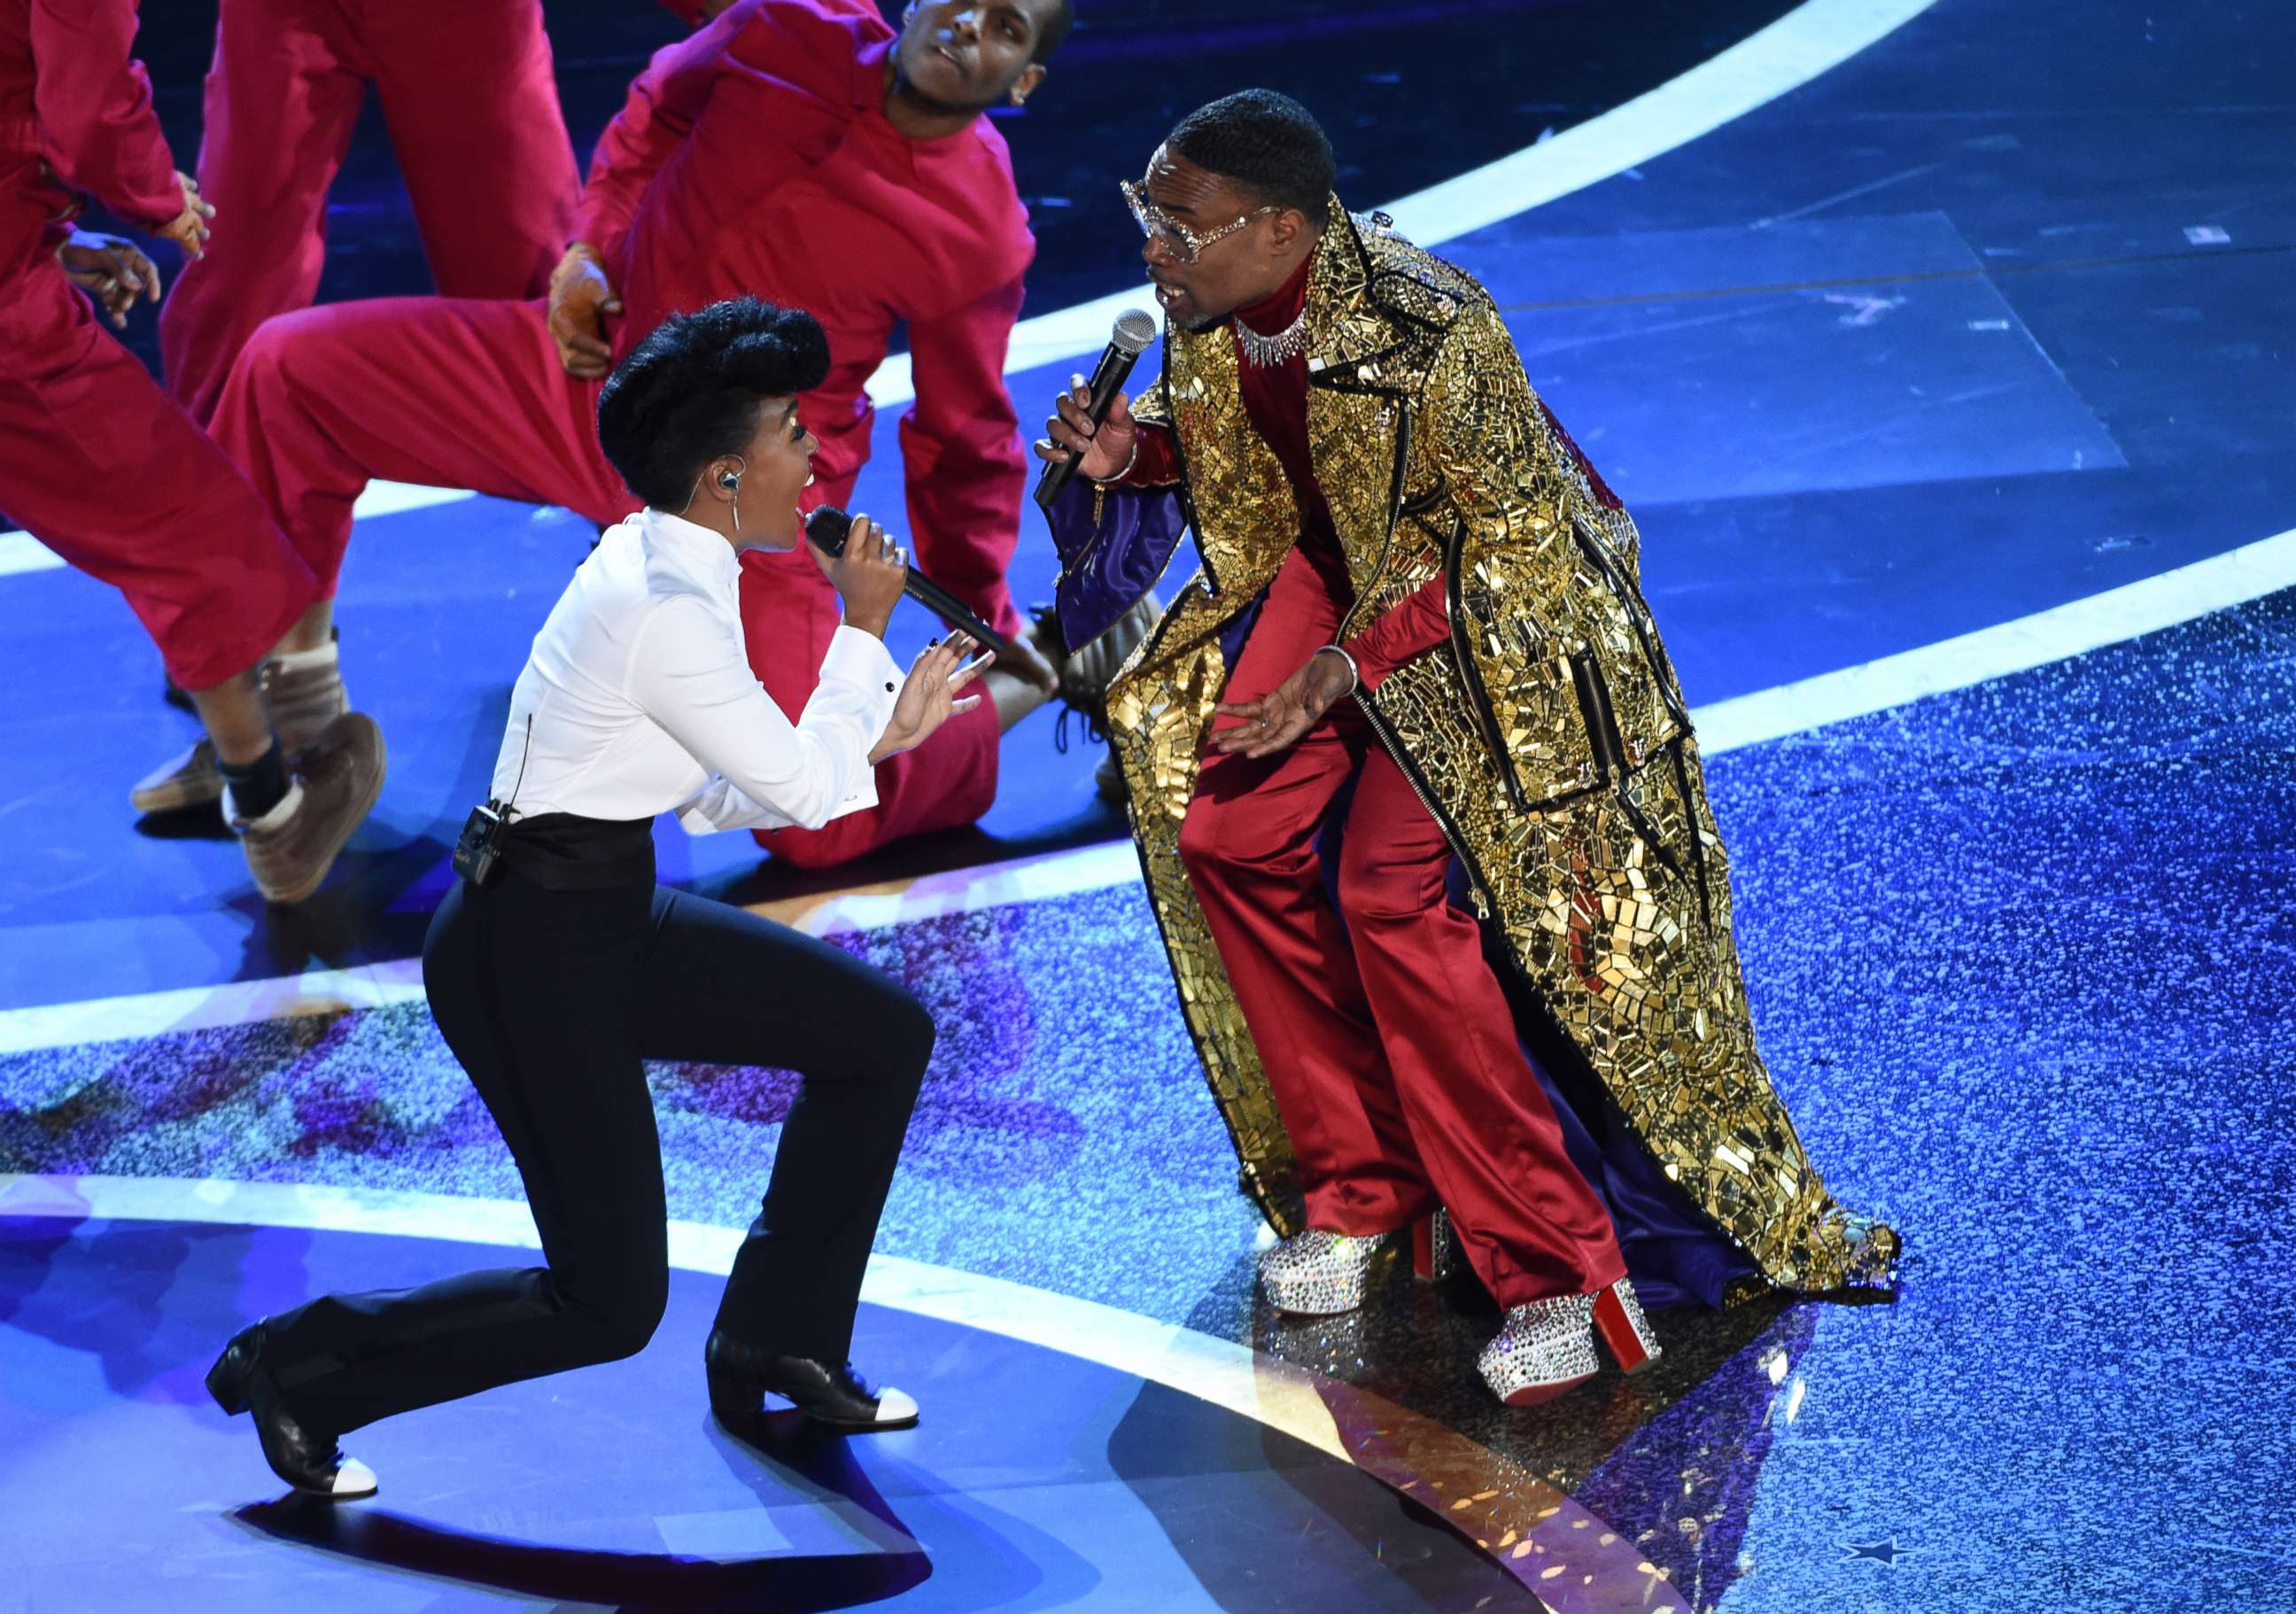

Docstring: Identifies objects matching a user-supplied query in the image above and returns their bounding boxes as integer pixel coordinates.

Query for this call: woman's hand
[154,171,213,259]
[1033,375,1137,483]
[870,634,992,763]
[56,229,160,329]
[809,513,908,637]
[1212,649,1357,757]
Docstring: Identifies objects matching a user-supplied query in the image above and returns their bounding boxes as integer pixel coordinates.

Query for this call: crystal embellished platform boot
[1260,1212,1453,1315]
[1476,1292,1600,1406]
[1478,1276,1663,1406]
[1259,1228,1404,1315]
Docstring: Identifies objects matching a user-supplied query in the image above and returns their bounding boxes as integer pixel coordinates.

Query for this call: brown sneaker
[129,641,350,815]
[1035,591,1163,729]
[132,737,221,815]
[236,712,387,904]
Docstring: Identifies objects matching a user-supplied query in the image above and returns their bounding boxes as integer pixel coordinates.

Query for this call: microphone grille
[804,504,852,554]
[1111,308,1159,357]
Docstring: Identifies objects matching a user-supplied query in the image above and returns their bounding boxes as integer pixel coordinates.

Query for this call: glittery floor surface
[7,588,2294,1610]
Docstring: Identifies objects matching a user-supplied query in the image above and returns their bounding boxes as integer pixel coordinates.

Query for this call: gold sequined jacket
[1089,198,1897,1295]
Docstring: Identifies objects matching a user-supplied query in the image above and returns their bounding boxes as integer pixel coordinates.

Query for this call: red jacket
[0,0,182,239]
[586,0,1035,558]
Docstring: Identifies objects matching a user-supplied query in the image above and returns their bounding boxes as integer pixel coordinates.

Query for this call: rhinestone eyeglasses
[1120,177,1277,265]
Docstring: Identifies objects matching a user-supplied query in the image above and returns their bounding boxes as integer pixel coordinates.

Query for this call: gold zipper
[1331,401,1413,642]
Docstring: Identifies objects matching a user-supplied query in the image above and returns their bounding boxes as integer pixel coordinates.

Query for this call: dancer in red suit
[156,0,582,427]
[0,0,384,902]
[150,0,1084,870]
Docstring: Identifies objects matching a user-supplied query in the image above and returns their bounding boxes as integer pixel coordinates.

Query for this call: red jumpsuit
[0,0,316,692]
[204,0,1029,868]
[579,0,1036,648]
[157,0,581,426]
[1140,265,1627,1309]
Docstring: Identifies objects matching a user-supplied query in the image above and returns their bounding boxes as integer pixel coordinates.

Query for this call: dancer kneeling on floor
[206,299,973,1500]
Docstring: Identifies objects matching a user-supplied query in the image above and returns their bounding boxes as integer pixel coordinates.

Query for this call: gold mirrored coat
[1096,198,1897,1295]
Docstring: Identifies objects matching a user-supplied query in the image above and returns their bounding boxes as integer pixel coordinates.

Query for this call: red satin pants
[1177,547,1625,1307]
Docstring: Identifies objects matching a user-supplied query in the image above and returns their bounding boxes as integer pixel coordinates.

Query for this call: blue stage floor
[10,579,2296,1610]
[0,1217,1536,1611]
[4,0,2294,1609]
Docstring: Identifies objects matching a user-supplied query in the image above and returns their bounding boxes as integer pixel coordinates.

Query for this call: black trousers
[261,865,933,1436]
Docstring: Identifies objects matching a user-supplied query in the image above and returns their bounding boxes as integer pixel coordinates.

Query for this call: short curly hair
[596,298,831,510]
[1166,89,1335,220]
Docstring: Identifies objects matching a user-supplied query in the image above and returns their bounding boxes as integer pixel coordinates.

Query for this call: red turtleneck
[1121,257,1448,689]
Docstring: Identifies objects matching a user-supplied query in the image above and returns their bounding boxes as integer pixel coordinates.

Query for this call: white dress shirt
[488,507,901,834]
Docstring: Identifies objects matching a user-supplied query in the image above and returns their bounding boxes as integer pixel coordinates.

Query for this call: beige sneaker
[235,712,387,904]
[132,737,221,815]
[130,640,350,815]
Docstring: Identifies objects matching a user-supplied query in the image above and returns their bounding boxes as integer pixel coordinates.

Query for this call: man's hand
[547,243,622,378]
[57,229,161,329]
[1033,375,1138,483]
[870,633,992,763]
[154,171,213,259]
[1213,649,1356,758]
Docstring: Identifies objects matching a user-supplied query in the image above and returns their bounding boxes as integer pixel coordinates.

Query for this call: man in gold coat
[1038,92,1896,1404]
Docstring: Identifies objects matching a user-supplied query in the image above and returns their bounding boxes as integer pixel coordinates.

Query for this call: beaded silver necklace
[1235,304,1310,368]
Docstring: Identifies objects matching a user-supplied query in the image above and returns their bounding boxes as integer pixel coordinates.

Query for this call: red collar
[1236,256,1312,338]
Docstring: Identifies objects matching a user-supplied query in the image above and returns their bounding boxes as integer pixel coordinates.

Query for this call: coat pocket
[1570,649,1691,891]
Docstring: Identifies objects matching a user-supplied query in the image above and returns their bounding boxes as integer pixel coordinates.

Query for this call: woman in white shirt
[205,299,981,1499]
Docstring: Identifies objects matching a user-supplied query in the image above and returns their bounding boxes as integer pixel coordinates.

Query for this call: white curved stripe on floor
[0,529,66,578]
[1693,524,2296,751]
[0,477,482,577]
[0,841,1147,1056]
[0,0,1936,564]
[2,524,2289,1049]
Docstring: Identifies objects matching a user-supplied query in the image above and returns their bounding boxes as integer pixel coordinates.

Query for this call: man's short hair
[1166,89,1336,219]
[1033,0,1074,62]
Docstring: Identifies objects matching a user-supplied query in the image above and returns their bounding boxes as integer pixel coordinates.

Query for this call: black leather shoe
[704,1330,919,1432]
[206,1324,378,1500]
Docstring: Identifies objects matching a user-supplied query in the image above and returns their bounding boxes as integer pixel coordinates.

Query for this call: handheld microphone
[804,505,1015,656]
[1032,308,1160,513]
